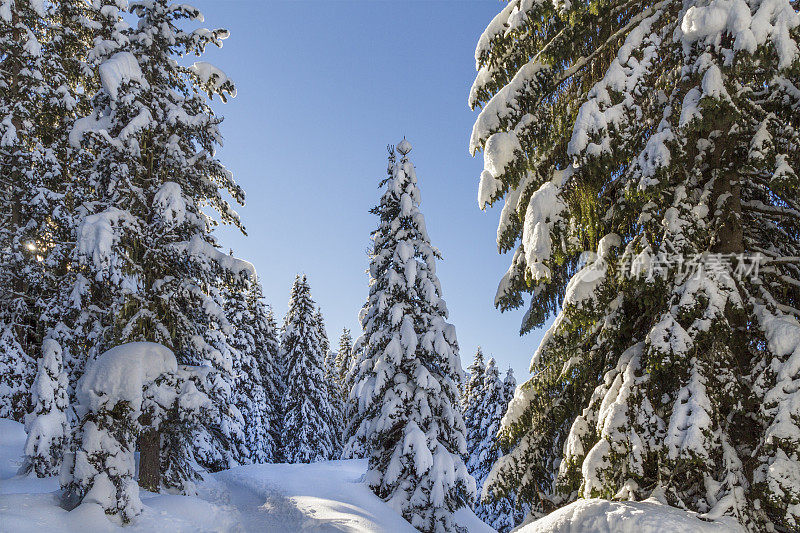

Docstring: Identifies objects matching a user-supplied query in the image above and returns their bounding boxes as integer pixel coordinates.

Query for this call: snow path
[0,420,491,532]
[198,468,337,532]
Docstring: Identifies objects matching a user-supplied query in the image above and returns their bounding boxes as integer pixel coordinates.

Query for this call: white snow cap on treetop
[99,52,148,101]
[396,138,412,155]
[77,342,177,414]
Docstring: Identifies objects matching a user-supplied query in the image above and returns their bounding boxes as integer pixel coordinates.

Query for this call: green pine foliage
[471,1,800,530]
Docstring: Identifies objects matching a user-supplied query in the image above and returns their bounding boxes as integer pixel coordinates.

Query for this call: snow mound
[77,342,177,413]
[518,498,745,533]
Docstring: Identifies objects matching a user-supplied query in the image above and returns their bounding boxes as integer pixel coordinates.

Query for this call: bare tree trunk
[709,114,744,255]
[137,428,161,492]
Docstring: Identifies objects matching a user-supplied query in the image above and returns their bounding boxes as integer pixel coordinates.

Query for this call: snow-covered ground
[517,497,744,533]
[0,418,744,532]
[0,419,492,532]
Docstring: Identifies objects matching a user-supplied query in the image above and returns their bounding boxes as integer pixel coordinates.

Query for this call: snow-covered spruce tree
[471,1,800,529]
[66,0,249,489]
[317,308,331,361]
[472,358,518,532]
[280,275,338,463]
[20,337,70,477]
[340,327,363,457]
[0,322,34,421]
[344,140,474,532]
[0,0,77,422]
[462,347,486,471]
[255,301,282,460]
[502,367,516,405]
[335,327,354,396]
[226,277,272,464]
[61,342,213,523]
[317,307,344,457]
[45,0,128,408]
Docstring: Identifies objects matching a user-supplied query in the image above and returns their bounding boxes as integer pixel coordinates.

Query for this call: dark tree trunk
[137,428,161,492]
[709,113,744,255]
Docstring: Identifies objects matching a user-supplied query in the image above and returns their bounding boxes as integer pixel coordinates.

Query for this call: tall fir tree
[462,347,486,471]
[0,323,33,421]
[335,327,354,397]
[471,1,800,530]
[39,0,251,491]
[316,307,344,457]
[344,140,474,532]
[21,337,69,477]
[472,359,519,532]
[280,275,338,463]
[0,0,78,424]
[338,327,360,457]
[256,302,283,459]
[502,367,516,406]
[226,277,272,464]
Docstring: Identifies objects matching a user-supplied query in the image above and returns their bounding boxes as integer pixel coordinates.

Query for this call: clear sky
[192,0,548,379]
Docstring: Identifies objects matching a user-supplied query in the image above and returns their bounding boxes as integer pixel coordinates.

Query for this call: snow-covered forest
[0,0,798,532]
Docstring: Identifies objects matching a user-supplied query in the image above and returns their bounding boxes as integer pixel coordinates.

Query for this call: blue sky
[192,0,548,378]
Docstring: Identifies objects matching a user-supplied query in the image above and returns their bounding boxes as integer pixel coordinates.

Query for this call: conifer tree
[335,328,353,395]
[226,278,272,464]
[472,358,517,532]
[339,328,362,458]
[471,1,800,529]
[502,368,516,405]
[462,348,486,470]
[345,140,474,532]
[316,307,344,457]
[20,337,69,477]
[0,0,78,423]
[61,0,249,490]
[0,323,34,421]
[281,275,338,463]
[256,302,283,459]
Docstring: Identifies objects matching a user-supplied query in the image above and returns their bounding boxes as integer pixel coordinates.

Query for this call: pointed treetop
[396,138,412,155]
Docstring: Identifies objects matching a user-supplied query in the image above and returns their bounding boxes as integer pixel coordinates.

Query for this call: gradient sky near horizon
[192,0,549,379]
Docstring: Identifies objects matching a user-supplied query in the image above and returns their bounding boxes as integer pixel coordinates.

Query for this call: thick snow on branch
[679,0,800,68]
[567,11,661,158]
[77,208,135,274]
[190,62,237,98]
[153,182,188,227]
[521,179,569,281]
[757,309,800,443]
[77,342,177,414]
[69,106,152,148]
[470,60,547,154]
[99,52,148,101]
[176,234,256,279]
[562,234,620,306]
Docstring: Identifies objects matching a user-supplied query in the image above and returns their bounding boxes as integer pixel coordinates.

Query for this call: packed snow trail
[0,420,491,532]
